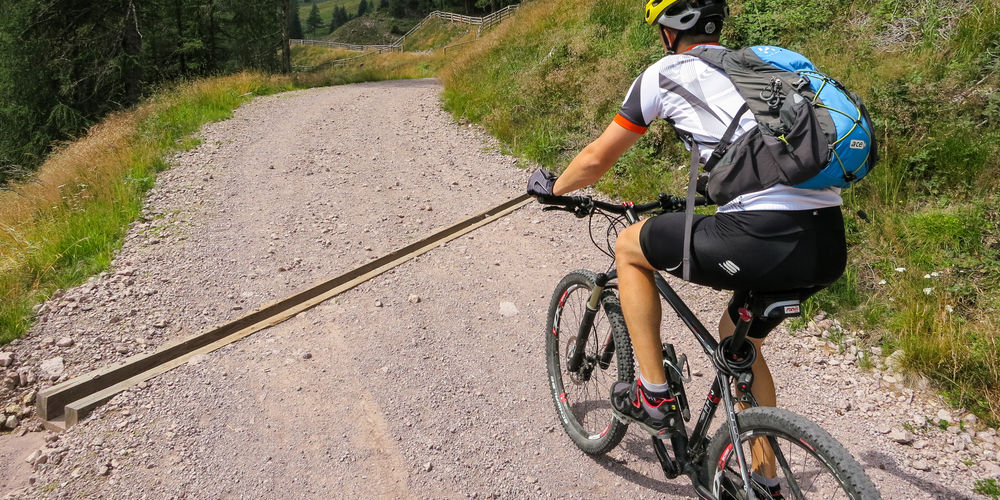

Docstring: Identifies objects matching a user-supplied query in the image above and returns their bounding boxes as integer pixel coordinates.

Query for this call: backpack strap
[703,102,750,173]
[681,136,701,281]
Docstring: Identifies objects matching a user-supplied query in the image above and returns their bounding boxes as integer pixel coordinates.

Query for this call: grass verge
[0,73,294,344]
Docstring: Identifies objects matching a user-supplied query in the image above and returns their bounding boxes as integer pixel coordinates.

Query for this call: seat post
[730,306,754,355]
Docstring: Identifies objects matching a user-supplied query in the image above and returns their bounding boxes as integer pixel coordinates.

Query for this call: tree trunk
[279,0,291,73]
[174,0,186,74]
[208,0,217,70]
[123,0,142,104]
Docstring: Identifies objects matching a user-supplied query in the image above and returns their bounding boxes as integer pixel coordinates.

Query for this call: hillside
[327,10,422,45]
[401,17,475,52]
[439,0,1000,420]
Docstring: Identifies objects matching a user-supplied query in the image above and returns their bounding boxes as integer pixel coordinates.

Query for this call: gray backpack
[674,45,877,280]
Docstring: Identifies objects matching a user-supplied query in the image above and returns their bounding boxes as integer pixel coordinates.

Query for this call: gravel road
[2,79,998,499]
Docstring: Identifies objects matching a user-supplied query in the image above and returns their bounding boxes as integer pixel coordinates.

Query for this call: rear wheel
[545,270,634,455]
[703,406,882,499]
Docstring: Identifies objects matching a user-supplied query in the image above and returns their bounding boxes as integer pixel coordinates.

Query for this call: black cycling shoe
[609,379,681,436]
[718,480,783,500]
[752,480,784,500]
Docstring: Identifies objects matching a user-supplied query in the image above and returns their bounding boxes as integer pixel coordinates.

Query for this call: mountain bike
[539,193,881,500]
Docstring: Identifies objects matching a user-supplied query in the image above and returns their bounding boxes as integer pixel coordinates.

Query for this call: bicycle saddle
[746,291,803,320]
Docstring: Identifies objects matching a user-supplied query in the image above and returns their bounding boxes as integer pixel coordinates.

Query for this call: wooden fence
[290,3,520,63]
[290,39,401,53]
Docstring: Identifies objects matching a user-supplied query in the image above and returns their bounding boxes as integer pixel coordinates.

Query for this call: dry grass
[291,45,361,66]
[0,109,146,273]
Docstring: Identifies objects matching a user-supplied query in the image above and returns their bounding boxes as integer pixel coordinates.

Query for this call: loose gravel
[1,79,997,499]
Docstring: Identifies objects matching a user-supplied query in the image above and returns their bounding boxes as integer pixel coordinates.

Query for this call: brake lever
[542,206,572,213]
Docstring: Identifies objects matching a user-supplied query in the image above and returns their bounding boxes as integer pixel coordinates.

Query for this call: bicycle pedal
[611,407,677,438]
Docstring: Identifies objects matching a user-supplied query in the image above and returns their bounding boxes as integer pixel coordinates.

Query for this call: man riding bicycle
[528,0,847,494]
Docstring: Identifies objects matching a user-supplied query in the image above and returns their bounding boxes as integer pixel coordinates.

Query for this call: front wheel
[703,406,881,499]
[545,270,634,455]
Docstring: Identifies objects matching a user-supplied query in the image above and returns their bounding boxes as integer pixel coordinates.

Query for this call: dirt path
[2,79,997,499]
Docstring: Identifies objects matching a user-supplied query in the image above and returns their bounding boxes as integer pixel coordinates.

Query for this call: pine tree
[379,0,389,10]
[306,3,323,34]
[388,0,406,18]
[330,6,349,33]
[289,0,305,39]
[357,0,369,17]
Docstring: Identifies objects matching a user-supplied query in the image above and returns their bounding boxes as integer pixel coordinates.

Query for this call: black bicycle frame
[570,205,762,500]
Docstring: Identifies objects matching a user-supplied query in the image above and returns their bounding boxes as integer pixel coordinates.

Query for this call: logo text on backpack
[849,140,866,150]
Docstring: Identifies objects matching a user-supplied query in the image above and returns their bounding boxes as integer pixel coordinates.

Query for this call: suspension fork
[566,272,612,373]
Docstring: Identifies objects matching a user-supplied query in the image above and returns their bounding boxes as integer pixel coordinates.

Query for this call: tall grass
[441,0,1000,422]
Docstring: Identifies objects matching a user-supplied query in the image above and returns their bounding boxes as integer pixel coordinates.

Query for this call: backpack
[686,45,878,205]
[675,45,877,280]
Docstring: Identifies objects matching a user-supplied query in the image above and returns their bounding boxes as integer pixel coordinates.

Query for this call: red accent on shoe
[640,391,674,409]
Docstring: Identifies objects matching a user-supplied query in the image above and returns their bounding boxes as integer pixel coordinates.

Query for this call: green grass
[291,48,439,86]
[290,45,360,67]
[440,0,1000,423]
[976,478,1000,499]
[401,17,473,52]
[327,10,422,45]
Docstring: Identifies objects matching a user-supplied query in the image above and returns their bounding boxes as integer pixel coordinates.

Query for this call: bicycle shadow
[591,430,701,498]
[859,450,975,500]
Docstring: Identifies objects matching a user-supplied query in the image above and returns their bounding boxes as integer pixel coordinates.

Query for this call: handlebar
[535,193,709,217]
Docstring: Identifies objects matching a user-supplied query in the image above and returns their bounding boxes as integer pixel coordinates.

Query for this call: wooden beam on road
[38,194,532,431]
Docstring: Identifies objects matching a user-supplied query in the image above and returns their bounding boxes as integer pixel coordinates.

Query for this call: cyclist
[527,0,847,494]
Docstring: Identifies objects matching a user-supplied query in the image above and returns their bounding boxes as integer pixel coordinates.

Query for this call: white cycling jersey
[614,44,842,213]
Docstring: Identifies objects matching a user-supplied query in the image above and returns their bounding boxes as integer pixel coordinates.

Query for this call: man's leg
[615,220,666,384]
[718,312,778,479]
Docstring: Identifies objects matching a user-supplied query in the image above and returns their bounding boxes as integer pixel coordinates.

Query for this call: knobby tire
[703,406,882,499]
[545,270,634,455]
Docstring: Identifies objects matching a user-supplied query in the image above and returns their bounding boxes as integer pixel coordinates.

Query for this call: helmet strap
[660,25,678,54]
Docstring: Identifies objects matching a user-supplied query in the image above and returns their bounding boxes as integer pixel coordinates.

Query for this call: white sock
[751,472,780,487]
[639,373,670,396]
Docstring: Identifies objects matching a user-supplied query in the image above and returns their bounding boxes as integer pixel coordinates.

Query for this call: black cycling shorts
[639,207,847,338]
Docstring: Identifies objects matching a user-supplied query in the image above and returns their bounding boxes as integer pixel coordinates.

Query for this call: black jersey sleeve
[614,66,661,134]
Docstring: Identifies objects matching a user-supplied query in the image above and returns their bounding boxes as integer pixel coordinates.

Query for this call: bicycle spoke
[546,272,633,454]
[769,435,806,500]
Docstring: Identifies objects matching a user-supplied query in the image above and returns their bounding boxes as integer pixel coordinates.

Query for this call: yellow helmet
[644,0,728,32]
